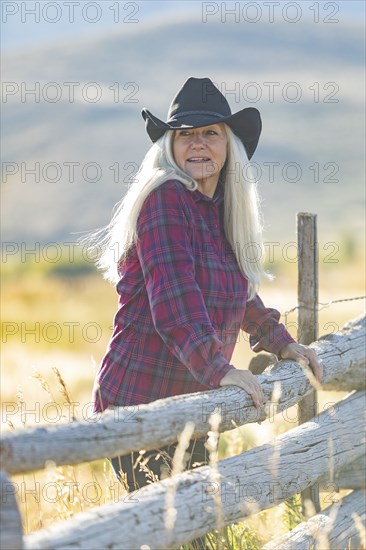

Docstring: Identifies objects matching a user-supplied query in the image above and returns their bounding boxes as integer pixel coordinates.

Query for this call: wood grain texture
[0,471,23,550]
[22,391,366,550]
[297,213,320,513]
[320,455,366,490]
[262,489,366,550]
[1,315,365,475]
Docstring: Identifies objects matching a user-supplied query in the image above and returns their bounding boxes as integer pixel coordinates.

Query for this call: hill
[2,16,365,250]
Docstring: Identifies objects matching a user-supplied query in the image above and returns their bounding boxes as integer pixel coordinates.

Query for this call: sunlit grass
[1,240,365,546]
[2,365,361,547]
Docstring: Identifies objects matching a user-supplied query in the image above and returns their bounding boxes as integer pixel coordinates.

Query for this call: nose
[190,132,205,148]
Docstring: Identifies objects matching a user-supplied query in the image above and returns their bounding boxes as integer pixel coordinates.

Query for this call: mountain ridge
[2,17,364,247]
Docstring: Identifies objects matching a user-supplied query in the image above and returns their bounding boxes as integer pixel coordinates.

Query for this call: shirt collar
[191,181,224,205]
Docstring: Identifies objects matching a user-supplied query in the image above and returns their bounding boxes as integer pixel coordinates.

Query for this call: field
[1,240,365,547]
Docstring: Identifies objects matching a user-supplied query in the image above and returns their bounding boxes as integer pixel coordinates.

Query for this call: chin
[186,167,219,182]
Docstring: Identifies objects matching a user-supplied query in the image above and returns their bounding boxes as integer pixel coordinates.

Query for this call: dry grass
[1,249,365,547]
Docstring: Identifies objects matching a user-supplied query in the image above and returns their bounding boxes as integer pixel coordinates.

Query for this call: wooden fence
[1,313,365,550]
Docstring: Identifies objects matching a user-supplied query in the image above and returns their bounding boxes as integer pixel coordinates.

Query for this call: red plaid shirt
[93,179,295,412]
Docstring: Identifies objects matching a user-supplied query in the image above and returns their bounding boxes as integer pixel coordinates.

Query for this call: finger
[291,351,310,367]
[222,372,264,407]
[236,382,262,407]
[247,384,264,408]
[299,358,323,388]
[309,357,323,382]
[302,350,323,382]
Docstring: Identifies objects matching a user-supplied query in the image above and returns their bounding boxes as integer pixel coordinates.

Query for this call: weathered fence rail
[0,471,23,550]
[1,314,365,476]
[1,314,365,549]
[21,391,366,550]
[262,489,366,550]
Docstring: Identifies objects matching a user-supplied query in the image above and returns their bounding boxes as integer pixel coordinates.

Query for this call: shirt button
[229,295,234,301]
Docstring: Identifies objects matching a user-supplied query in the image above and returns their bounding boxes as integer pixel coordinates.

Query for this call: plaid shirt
[93,179,295,412]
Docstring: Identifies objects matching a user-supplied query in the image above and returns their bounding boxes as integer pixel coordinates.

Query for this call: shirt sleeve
[135,181,235,388]
[241,294,296,356]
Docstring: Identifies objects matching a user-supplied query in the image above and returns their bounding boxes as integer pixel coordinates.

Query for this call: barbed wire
[283,295,366,325]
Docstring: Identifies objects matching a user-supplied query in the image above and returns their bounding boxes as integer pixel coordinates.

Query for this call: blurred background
[1,0,365,539]
[1,0,365,415]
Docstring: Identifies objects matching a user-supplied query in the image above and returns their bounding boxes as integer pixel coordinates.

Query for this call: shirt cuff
[208,357,236,388]
[250,323,296,356]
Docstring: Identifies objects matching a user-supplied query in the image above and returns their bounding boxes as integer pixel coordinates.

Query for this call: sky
[1,0,365,53]
[1,1,186,52]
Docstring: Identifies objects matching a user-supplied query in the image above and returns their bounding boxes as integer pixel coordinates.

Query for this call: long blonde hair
[85,125,267,299]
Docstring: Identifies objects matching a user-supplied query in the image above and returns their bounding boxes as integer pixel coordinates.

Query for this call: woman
[91,77,322,496]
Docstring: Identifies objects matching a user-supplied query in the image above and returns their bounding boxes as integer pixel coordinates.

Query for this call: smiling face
[172,123,228,195]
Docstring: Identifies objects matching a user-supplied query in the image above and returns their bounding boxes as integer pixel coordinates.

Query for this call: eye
[206,129,218,135]
[178,130,192,137]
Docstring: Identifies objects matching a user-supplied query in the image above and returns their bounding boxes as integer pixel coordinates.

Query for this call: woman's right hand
[219,369,264,408]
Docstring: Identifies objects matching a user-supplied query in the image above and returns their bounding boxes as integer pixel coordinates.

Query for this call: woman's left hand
[278,342,323,384]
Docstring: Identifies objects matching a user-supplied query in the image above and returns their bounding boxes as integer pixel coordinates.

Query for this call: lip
[187,157,211,162]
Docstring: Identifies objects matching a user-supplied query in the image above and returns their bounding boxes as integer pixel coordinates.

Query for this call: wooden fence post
[0,471,23,550]
[297,212,321,515]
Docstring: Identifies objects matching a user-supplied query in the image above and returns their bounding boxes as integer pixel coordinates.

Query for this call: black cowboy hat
[141,77,262,160]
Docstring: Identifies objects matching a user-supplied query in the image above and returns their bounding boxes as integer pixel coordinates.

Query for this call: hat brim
[141,107,262,160]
